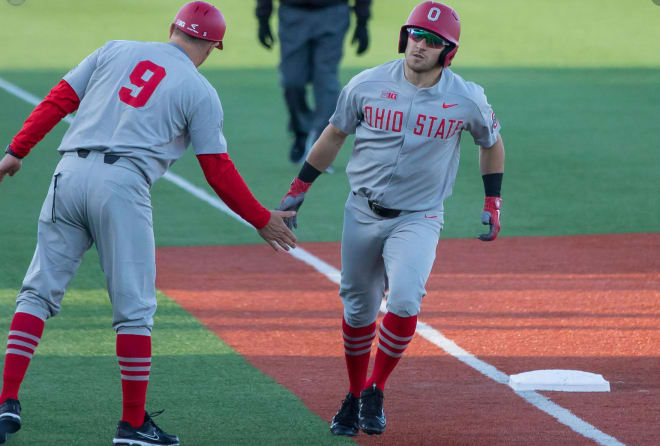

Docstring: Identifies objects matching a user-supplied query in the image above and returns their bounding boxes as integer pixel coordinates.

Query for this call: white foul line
[0,76,624,446]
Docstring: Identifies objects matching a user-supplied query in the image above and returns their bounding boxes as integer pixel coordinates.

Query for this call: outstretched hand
[0,154,22,185]
[258,210,297,252]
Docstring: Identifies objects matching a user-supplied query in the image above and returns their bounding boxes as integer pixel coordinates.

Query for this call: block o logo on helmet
[398,1,460,67]
[173,1,226,50]
[427,6,442,21]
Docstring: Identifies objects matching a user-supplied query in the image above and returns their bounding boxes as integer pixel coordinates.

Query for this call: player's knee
[116,325,152,336]
[386,297,422,318]
[16,293,58,320]
[344,310,378,328]
[112,304,155,335]
[343,302,380,327]
[340,290,381,326]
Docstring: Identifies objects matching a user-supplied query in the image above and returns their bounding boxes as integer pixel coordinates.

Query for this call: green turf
[0,288,354,445]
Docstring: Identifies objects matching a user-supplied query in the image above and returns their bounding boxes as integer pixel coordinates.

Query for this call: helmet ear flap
[398,28,409,53]
[439,43,457,67]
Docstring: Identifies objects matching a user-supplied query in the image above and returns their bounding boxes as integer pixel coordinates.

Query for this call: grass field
[0,0,658,444]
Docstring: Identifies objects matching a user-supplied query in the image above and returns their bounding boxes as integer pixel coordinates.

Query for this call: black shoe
[359,383,386,435]
[0,398,21,444]
[329,393,359,436]
[113,410,179,446]
[289,133,308,163]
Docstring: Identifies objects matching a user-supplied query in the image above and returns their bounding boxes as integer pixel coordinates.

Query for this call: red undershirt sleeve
[197,153,271,229]
[9,79,81,158]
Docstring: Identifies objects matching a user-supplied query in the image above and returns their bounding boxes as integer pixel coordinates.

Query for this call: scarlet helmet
[398,1,460,67]
[173,1,226,50]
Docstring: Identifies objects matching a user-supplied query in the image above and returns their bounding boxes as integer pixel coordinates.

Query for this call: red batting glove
[276,177,312,230]
[478,196,502,241]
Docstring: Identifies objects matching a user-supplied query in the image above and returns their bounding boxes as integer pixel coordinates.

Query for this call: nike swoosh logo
[136,431,160,441]
[424,214,437,219]
[442,103,458,108]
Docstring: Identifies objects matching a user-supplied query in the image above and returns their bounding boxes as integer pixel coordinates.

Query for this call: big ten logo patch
[380,90,398,101]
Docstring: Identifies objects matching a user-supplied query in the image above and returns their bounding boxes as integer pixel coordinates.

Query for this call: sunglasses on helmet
[407,27,450,49]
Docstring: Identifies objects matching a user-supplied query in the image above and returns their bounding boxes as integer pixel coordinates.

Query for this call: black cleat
[359,383,386,435]
[113,410,179,446]
[329,393,359,436]
[289,132,308,163]
[0,398,21,444]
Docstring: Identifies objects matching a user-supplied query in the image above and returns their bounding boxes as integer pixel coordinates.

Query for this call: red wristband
[284,177,312,201]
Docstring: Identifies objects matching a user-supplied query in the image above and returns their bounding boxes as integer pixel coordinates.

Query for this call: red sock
[366,312,417,391]
[342,318,376,397]
[117,334,151,428]
[0,313,45,403]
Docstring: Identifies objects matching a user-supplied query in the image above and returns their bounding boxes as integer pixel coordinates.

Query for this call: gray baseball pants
[339,192,443,327]
[16,150,155,335]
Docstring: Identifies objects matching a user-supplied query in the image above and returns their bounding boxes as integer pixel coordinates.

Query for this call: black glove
[351,19,369,55]
[258,17,274,49]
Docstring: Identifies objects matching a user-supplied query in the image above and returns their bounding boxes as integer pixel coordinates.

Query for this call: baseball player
[277,1,505,436]
[0,2,296,444]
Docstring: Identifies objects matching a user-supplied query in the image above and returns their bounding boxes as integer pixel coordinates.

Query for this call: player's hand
[0,153,22,185]
[351,20,369,55]
[276,177,312,230]
[258,17,274,49]
[478,196,502,241]
[258,210,297,252]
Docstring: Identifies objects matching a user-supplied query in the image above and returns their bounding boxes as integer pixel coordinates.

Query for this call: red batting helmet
[398,1,460,67]
[173,1,226,50]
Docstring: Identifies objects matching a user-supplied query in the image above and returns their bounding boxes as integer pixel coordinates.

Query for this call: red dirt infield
[156,233,660,445]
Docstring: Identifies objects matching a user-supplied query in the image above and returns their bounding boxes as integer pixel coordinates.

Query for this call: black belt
[353,192,402,218]
[77,149,120,165]
[368,200,402,218]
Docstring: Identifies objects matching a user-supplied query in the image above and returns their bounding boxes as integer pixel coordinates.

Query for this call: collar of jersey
[167,42,191,60]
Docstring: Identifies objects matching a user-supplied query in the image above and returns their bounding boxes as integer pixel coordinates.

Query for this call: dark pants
[278,2,350,141]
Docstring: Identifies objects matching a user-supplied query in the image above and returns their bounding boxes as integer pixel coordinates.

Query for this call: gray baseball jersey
[60,40,227,185]
[331,59,501,326]
[330,58,500,212]
[16,40,229,334]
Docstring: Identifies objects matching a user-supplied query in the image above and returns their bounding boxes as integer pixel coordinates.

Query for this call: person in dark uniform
[256,0,372,165]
